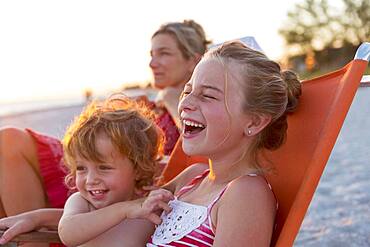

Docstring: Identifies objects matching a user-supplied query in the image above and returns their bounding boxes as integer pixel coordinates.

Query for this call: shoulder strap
[207,173,276,212]
[176,169,210,197]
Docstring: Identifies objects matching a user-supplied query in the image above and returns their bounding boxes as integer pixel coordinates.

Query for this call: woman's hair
[205,41,302,169]
[152,19,211,59]
[62,94,164,190]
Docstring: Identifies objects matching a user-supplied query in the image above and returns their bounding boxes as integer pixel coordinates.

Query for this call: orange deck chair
[0,43,369,247]
[160,42,370,247]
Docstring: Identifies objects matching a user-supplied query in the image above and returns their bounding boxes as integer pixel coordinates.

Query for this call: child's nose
[86,171,99,184]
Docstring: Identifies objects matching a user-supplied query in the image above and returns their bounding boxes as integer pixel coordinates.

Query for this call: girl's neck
[207,150,258,184]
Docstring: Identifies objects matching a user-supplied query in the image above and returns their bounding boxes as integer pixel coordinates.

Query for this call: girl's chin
[182,144,203,157]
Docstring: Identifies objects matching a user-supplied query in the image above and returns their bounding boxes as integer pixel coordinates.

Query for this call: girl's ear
[244,113,271,136]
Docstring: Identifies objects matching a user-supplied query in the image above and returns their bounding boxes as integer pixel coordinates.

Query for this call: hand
[0,211,39,244]
[127,188,174,225]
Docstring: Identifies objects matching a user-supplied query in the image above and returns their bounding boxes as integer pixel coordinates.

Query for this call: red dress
[153,105,180,155]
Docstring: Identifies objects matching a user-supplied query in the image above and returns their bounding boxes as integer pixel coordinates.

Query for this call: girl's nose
[179,94,197,112]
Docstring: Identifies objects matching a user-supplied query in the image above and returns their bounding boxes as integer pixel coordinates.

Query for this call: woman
[0,19,210,222]
[150,20,211,154]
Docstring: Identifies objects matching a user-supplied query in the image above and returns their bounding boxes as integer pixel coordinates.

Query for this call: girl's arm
[212,176,276,247]
[59,190,173,247]
[0,208,63,244]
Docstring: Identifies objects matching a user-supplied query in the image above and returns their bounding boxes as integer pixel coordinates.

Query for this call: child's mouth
[183,120,206,135]
[89,190,108,197]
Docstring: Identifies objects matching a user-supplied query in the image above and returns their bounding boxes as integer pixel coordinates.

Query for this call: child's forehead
[73,139,121,162]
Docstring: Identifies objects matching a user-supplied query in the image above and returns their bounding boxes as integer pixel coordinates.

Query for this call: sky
[0,0,303,103]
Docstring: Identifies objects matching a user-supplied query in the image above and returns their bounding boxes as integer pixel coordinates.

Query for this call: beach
[0,104,85,140]
[0,87,369,246]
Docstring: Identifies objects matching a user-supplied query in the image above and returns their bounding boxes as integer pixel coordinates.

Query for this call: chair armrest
[0,229,61,245]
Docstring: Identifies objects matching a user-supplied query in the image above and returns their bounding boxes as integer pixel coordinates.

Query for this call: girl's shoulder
[162,163,208,194]
[220,174,276,211]
[210,175,277,245]
[175,163,209,191]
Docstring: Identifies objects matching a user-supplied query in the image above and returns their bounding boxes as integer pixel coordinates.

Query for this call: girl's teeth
[183,120,205,128]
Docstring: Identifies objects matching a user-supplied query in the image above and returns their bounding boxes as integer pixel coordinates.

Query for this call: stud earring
[247,130,252,136]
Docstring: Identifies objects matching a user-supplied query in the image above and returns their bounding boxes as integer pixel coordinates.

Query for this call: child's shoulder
[64,192,91,213]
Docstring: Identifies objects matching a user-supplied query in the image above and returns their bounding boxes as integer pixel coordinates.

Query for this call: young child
[58,95,173,247]
[145,40,302,246]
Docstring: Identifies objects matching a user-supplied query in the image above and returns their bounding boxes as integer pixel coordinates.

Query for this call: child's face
[74,133,137,209]
[179,58,251,158]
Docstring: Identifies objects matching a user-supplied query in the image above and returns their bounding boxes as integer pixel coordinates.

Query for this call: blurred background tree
[279,0,370,78]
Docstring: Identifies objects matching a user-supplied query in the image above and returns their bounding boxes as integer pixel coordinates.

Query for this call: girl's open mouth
[183,119,206,135]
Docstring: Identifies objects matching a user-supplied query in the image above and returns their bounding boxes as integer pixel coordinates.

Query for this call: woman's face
[150,33,195,89]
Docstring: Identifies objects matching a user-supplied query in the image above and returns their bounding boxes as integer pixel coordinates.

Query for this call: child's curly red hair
[62,94,164,190]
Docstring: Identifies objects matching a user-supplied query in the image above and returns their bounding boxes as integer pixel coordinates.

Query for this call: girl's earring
[247,130,252,136]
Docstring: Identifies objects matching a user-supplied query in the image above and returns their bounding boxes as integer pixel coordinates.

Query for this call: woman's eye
[160,51,170,56]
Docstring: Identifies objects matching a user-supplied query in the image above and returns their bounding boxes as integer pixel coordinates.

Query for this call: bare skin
[0,128,48,216]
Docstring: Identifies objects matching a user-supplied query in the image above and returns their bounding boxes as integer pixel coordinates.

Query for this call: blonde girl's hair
[206,41,302,170]
[62,94,164,190]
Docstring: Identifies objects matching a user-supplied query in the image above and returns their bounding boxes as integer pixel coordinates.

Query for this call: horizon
[1,0,310,103]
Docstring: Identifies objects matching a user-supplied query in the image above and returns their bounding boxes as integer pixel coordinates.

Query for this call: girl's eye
[203,94,216,100]
[181,90,191,98]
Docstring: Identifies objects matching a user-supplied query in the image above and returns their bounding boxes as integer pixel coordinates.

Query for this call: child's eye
[76,166,86,171]
[99,165,113,170]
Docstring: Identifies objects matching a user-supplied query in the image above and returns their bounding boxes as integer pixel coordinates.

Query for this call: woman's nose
[149,56,158,69]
